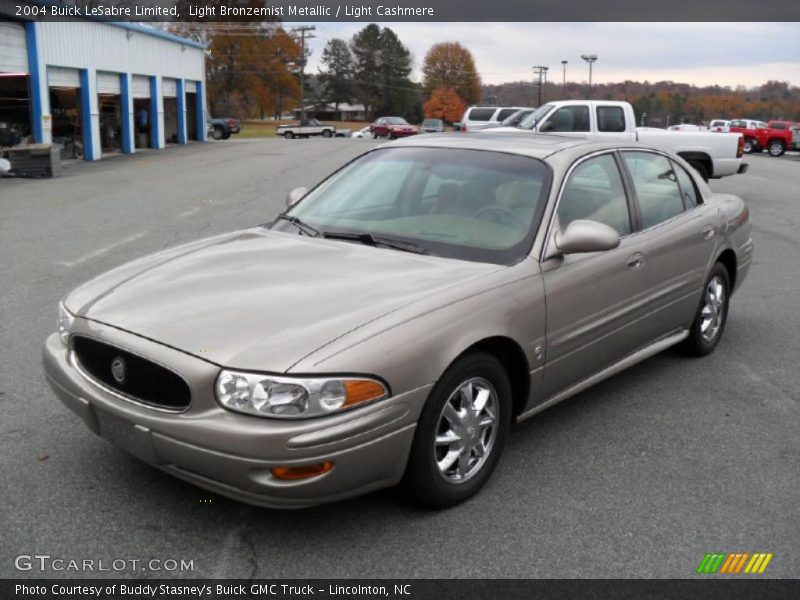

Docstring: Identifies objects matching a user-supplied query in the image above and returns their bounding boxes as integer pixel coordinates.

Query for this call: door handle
[702,225,716,240]
[627,253,645,270]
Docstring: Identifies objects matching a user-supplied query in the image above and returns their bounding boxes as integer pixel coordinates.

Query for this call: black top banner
[4,0,800,21]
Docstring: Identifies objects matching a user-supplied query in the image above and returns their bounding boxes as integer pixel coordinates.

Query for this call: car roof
[385,132,631,160]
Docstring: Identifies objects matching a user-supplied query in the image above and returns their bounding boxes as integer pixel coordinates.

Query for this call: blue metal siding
[24,22,44,144]
[149,75,159,149]
[176,78,186,144]
[79,69,96,160]
[195,81,205,143]
[120,73,133,154]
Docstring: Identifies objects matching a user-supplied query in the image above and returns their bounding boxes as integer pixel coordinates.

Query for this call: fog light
[271,461,334,480]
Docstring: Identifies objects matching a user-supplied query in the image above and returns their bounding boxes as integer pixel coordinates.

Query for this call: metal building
[0,10,206,160]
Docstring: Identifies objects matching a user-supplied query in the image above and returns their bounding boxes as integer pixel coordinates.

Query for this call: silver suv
[460,106,530,132]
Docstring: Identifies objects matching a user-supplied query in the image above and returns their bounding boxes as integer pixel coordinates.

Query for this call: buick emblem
[111,357,126,384]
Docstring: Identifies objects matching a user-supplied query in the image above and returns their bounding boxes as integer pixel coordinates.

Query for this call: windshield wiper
[275,214,320,237]
[322,231,429,254]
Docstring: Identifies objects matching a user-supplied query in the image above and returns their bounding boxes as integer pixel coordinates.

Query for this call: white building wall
[37,22,205,82]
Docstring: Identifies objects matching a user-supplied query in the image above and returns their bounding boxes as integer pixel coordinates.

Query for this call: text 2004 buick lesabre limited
[44,134,753,508]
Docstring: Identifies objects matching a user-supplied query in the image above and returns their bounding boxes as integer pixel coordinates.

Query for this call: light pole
[561,60,568,97]
[581,54,598,96]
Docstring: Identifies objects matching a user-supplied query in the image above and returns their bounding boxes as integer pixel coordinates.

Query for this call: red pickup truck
[754,121,800,156]
[728,120,765,154]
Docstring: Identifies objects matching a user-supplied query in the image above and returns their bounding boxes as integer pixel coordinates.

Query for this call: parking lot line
[59,231,147,267]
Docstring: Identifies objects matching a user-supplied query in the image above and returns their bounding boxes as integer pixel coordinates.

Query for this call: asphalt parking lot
[1,139,798,579]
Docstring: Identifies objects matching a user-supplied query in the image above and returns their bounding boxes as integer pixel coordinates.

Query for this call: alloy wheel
[433,377,498,484]
[700,275,726,342]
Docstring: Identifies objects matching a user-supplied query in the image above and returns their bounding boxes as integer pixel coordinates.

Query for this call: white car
[669,124,705,132]
[487,100,747,181]
[351,126,373,139]
[460,106,531,132]
[707,119,731,133]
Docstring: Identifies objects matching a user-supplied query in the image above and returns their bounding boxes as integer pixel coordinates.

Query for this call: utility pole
[532,66,548,106]
[561,60,568,97]
[291,25,316,120]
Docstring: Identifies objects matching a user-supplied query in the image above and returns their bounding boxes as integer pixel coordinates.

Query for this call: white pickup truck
[277,119,350,140]
[488,100,747,180]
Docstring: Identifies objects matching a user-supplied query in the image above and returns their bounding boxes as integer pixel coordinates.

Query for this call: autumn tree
[422,42,481,105]
[318,38,354,118]
[423,86,467,123]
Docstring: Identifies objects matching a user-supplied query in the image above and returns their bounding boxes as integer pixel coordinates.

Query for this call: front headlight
[57,302,74,346]
[215,370,388,419]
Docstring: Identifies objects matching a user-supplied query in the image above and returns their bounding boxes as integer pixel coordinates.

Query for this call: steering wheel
[473,206,524,229]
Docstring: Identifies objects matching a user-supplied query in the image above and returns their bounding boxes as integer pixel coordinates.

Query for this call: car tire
[212,126,223,141]
[401,352,512,509]
[322,129,333,138]
[389,133,396,140]
[768,140,785,157]
[743,139,755,154]
[688,160,710,182]
[284,131,294,139]
[222,131,231,140]
[680,262,731,357]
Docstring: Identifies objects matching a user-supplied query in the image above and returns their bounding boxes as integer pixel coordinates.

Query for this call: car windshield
[385,117,408,125]
[272,147,551,265]
[517,104,553,130]
[501,109,533,126]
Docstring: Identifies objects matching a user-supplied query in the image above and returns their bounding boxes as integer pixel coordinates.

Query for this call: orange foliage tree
[423,86,467,123]
[422,42,482,105]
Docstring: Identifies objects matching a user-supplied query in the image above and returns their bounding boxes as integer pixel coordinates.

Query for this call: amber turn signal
[343,379,387,407]
[271,462,334,480]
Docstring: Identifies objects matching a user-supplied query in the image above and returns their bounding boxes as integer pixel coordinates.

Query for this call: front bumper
[43,323,430,508]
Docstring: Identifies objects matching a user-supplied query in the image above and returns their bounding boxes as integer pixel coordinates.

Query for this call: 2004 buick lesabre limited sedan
[44,133,753,508]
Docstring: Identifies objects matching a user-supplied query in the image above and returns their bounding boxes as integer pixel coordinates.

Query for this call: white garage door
[0,21,28,74]
[48,66,80,88]
[132,75,150,98]
[162,78,177,98]
[97,71,121,94]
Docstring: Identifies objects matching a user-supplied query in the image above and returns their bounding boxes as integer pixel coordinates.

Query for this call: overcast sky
[288,22,800,88]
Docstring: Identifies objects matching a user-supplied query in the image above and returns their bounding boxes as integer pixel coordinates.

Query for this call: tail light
[736,135,744,158]
[228,118,236,126]
[462,124,467,133]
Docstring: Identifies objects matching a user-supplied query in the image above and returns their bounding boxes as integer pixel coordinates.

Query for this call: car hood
[66,229,498,372]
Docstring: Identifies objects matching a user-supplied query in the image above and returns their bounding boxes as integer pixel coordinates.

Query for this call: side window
[673,161,700,209]
[557,154,631,236]
[623,152,685,229]
[495,108,518,121]
[541,106,590,132]
[596,106,626,132]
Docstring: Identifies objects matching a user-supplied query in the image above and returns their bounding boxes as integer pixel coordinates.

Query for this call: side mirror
[286,187,308,208]
[539,120,554,133]
[554,219,620,254]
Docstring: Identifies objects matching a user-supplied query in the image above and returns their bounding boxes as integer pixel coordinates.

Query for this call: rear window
[597,106,626,132]
[729,120,748,128]
[495,109,518,121]
[467,108,497,121]
[770,122,787,130]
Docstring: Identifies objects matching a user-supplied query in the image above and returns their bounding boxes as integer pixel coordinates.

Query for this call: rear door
[537,105,592,138]
[540,152,653,401]
[619,151,717,337]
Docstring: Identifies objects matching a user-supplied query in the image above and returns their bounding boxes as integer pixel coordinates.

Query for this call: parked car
[728,119,768,154]
[668,124,705,132]
[351,126,373,139]
[489,100,747,181]
[707,119,731,132]
[754,120,800,156]
[421,118,444,133]
[371,117,418,139]
[208,117,240,140]
[499,108,536,127]
[277,118,336,139]
[460,106,529,132]
[45,133,752,509]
